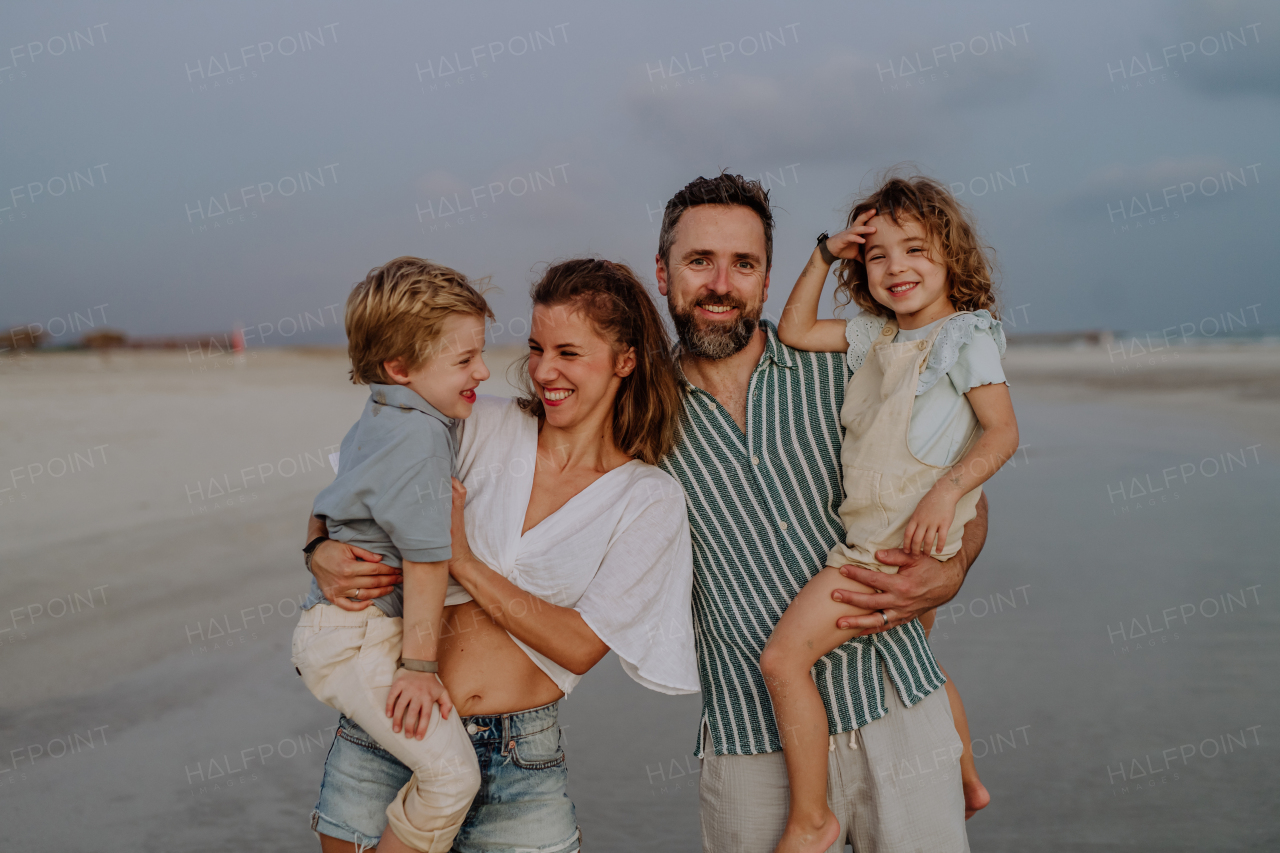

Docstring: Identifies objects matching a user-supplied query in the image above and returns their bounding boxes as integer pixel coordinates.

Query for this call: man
[654,173,985,852]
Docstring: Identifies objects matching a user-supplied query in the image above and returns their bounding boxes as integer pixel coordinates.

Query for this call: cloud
[1059,156,1249,219]
[624,44,1046,167]
[1173,0,1280,98]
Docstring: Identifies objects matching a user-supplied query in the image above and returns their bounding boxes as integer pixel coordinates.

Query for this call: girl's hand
[386,669,454,739]
[826,208,878,261]
[903,487,958,556]
[448,478,474,570]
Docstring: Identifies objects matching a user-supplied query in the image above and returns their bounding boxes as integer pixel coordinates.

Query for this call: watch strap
[816,232,837,265]
[399,658,439,673]
[303,535,328,573]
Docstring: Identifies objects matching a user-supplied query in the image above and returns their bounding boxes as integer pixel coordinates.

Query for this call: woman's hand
[448,478,475,572]
[386,670,454,738]
[826,208,877,261]
[310,538,402,611]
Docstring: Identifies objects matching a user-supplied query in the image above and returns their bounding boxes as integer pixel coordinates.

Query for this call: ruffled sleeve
[572,469,700,695]
[845,312,888,374]
[918,310,1008,395]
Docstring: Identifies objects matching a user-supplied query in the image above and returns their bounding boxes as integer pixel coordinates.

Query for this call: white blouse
[444,396,699,697]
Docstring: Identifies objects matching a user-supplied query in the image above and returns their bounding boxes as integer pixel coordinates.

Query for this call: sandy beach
[1,342,1276,851]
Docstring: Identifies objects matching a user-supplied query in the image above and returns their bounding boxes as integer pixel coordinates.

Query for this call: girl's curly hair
[834,172,999,319]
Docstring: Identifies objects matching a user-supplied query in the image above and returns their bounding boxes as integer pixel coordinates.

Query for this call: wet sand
[0,344,1276,850]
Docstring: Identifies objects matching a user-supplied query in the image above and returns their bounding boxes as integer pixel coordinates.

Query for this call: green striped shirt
[659,321,946,757]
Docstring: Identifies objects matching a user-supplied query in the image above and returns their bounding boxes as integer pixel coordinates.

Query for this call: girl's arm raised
[905,383,1018,556]
[776,208,878,352]
[777,246,848,352]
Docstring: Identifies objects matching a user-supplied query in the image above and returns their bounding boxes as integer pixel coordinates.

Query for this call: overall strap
[917,311,974,372]
[873,317,900,351]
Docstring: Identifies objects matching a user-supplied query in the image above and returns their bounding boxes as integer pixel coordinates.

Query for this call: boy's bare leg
[920,609,990,819]
[760,567,875,853]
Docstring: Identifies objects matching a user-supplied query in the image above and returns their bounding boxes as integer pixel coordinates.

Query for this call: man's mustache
[692,295,749,312]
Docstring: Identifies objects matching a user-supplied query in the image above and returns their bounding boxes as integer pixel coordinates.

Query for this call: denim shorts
[311,701,580,853]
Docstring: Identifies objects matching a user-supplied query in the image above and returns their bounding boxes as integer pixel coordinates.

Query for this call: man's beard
[669,294,762,360]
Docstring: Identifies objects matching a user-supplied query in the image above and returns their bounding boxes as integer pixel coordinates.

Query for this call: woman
[304,258,698,852]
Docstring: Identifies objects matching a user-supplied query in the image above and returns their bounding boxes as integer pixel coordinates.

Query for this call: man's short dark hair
[658,172,775,272]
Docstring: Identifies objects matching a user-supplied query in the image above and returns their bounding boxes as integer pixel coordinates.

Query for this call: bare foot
[963,776,991,820]
[773,810,841,853]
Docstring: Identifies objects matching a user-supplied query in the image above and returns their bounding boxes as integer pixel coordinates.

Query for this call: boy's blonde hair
[834,172,999,319]
[345,256,494,385]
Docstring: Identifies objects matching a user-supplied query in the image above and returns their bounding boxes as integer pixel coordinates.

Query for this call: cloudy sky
[2,0,1277,346]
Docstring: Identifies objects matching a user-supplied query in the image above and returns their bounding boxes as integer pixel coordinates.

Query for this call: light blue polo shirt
[304,383,455,617]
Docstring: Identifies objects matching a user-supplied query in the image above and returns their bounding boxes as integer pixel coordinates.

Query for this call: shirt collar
[368,383,453,427]
[759,320,796,370]
[674,320,794,393]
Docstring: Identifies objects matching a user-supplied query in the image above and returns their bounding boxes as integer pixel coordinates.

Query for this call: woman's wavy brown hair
[834,172,999,319]
[515,259,682,465]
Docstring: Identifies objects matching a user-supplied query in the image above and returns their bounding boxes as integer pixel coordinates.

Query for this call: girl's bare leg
[760,566,874,853]
[920,609,991,819]
[319,835,358,853]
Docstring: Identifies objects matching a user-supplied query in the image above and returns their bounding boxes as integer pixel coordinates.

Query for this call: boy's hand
[826,208,877,261]
[386,669,453,739]
[903,488,957,556]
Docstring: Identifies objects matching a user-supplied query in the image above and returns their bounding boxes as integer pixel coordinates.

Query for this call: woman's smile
[542,387,575,405]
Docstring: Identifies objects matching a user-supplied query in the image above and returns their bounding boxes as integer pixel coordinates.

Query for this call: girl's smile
[863,216,954,329]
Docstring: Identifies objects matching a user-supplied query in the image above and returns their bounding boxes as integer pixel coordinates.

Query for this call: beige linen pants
[292,604,480,853]
[700,666,969,853]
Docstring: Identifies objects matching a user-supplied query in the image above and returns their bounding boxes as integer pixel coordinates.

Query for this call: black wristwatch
[303,535,329,573]
[816,232,837,265]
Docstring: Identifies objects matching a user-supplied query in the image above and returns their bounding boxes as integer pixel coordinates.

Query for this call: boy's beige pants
[292,605,480,852]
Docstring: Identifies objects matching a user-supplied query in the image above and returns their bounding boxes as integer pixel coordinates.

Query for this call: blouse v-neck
[449,395,698,697]
[517,417,642,541]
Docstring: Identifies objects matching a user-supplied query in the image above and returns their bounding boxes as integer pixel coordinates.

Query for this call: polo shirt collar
[369,383,453,426]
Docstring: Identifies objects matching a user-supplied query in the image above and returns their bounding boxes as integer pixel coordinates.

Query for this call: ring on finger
[880,611,889,626]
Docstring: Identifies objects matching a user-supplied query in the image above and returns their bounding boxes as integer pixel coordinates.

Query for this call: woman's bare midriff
[438,600,564,716]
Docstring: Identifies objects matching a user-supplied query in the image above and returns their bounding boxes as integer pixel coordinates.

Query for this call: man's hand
[386,669,453,739]
[310,538,402,612]
[832,548,966,636]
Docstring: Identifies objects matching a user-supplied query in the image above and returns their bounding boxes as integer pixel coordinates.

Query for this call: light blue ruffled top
[844,310,1008,467]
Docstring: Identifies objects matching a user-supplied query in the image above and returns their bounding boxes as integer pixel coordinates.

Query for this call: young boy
[292,257,493,853]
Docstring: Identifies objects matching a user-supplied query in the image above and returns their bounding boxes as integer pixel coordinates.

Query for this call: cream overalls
[827,313,983,572]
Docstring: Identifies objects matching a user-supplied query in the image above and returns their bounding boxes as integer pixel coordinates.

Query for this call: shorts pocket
[509,723,565,770]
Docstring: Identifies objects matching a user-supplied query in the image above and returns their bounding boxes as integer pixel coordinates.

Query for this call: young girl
[762,175,1019,853]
